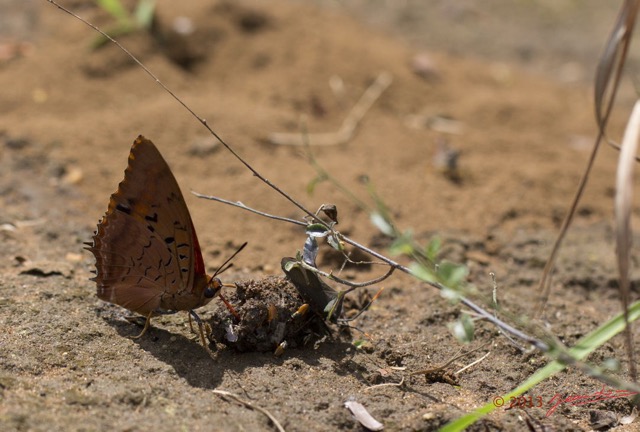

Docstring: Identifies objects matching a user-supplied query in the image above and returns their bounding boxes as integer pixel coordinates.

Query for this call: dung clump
[207,276,330,352]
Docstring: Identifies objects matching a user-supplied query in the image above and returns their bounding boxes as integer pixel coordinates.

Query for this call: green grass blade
[440,299,640,432]
[95,0,130,23]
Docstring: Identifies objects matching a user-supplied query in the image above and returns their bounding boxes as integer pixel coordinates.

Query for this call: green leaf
[95,0,131,23]
[370,211,394,236]
[388,230,414,256]
[326,234,344,251]
[437,261,468,288]
[282,258,298,272]
[352,339,368,349]
[425,236,441,261]
[440,285,462,303]
[134,0,156,29]
[409,262,437,284]
[449,313,474,343]
[325,291,345,321]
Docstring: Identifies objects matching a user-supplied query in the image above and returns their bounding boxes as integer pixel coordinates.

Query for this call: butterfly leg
[130,311,153,339]
[188,313,195,334]
[189,310,216,359]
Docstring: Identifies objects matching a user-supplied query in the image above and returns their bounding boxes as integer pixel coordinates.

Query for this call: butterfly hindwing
[87,136,207,316]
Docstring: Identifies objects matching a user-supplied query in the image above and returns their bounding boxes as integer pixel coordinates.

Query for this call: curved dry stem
[212,390,285,432]
[298,258,395,289]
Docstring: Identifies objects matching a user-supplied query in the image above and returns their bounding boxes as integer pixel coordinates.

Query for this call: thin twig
[191,192,307,227]
[363,377,405,392]
[212,390,286,432]
[455,350,491,375]
[298,258,395,289]
[411,343,489,376]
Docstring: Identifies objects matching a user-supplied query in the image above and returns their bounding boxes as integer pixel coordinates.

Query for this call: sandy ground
[1,1,640,431]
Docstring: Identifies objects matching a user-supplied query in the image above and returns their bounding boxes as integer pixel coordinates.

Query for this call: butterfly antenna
[210,242,247,323]
[211,242,248,280]
[217,262,234,276]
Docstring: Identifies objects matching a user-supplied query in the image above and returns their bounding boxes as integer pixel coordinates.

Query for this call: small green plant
[92,0,156,47]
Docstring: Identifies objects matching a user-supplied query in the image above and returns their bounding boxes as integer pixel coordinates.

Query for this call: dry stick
[364,377,405,392]
[44,0,549,354]
[212,390,286,432]
[410,343,489,377]
[455,350,491,376]
[298,258,395,289]
[268,72,393,146]
[307,146,439,270]
[191,192,307,227]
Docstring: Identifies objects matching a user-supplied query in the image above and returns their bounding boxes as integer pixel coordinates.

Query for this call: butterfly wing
[86,136,207,316]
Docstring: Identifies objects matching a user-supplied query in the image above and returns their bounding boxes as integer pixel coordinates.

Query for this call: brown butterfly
[86,136,238,346]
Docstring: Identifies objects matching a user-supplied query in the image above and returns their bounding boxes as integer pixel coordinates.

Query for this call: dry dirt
[1,1,640,431]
